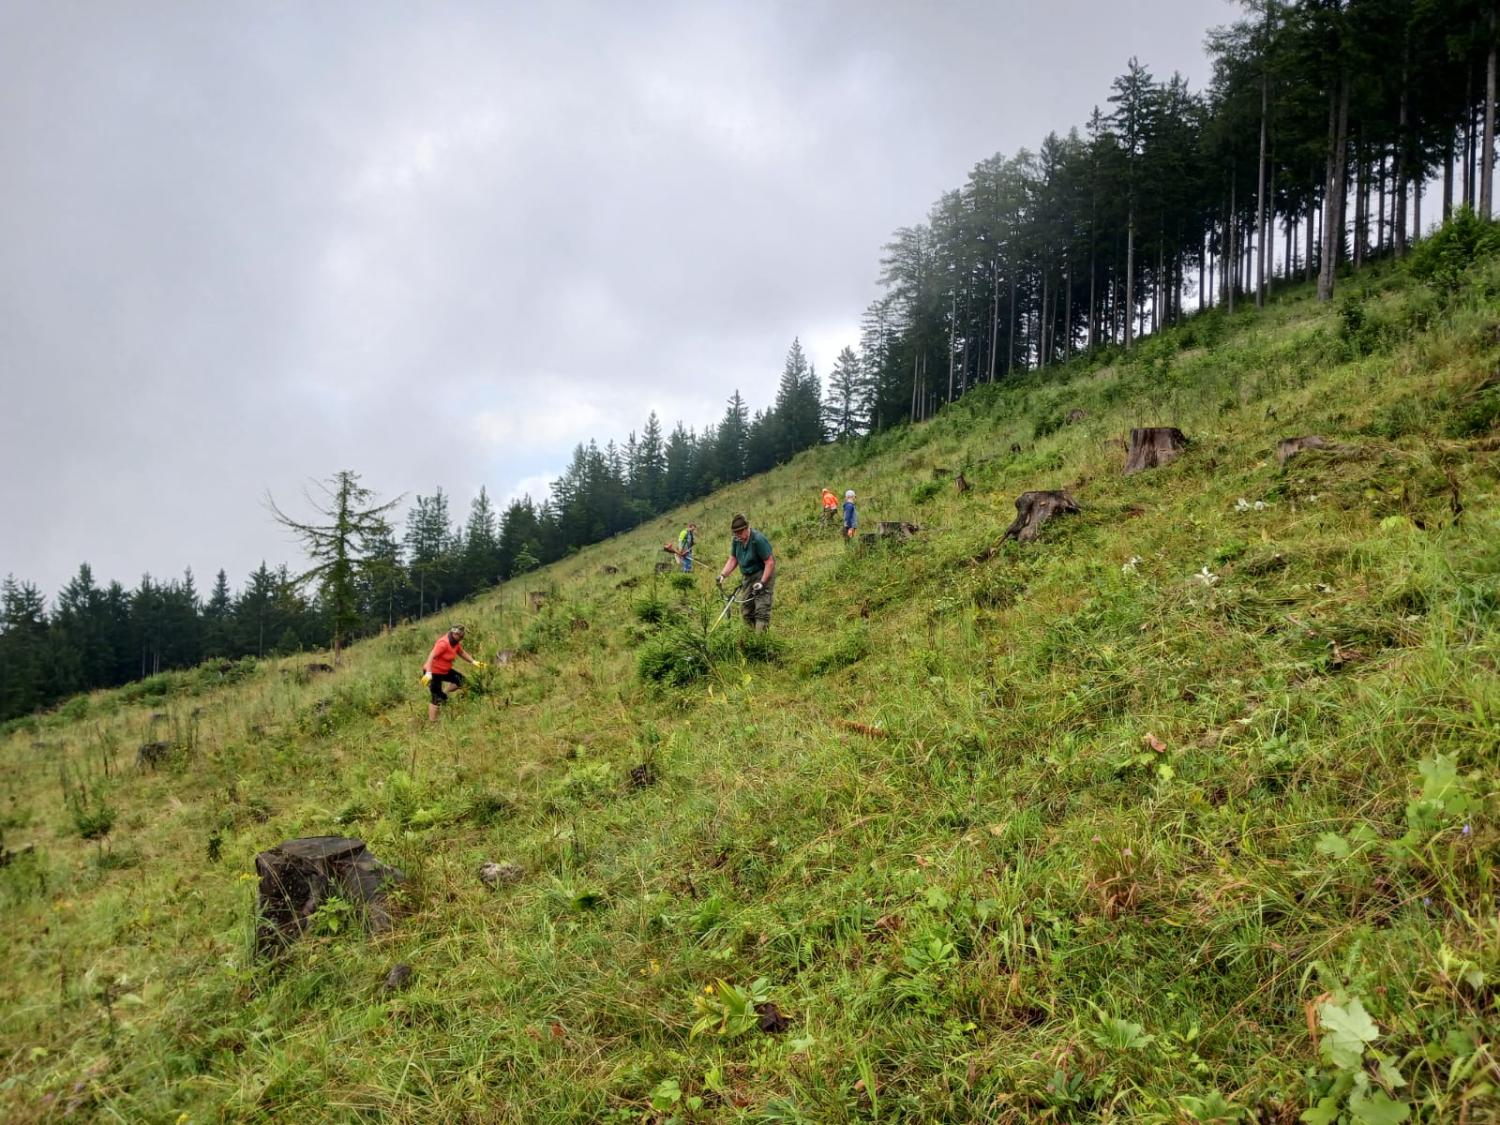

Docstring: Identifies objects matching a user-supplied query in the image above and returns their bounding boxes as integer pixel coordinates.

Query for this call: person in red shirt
[422,624,483,721]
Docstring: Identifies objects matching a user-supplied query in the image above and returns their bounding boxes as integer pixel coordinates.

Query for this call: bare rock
[875,521,921,540]
[1274,434,1356,467]
[1123,427,1189,474]
[1002,490,1081,543]
[479,861,525,889]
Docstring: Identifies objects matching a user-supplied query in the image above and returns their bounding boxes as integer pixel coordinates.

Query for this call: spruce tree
[268,471,400,659]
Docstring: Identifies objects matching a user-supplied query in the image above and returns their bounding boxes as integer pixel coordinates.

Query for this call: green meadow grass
[3,256,1498,1123]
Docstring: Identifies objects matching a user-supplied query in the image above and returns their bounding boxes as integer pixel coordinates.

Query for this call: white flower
[1121,556,1141,574]
[1234,497,1251,512]
[1253,500,1267,511]
[1193,567,1219,587]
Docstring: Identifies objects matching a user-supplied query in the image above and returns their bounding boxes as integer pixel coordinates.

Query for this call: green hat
[730,513,748,532]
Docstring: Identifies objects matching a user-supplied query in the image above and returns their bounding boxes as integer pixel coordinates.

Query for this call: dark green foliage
[909,480,944,505]
[637,619,785,686]
[1446,383,1500,439]
[633,595,667,625]
[1407,207,1500,289]
[636,623,712,687]
[800,627,870,677]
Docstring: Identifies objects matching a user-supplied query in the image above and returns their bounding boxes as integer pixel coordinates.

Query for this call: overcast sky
[1,0,1225,599]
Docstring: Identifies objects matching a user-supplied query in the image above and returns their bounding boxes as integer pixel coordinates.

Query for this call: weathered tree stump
[494,649,516,666]
[1123,427,1189,474]
[254,836,403,956]
[527,590,548,611]
[1274,434,1354,467]
[653,560,674,574]
[136,740,171,770]
[875,521,921,540]
[955,471,971,494]
[1002,490,1081,542]
[1066,409,1088,424]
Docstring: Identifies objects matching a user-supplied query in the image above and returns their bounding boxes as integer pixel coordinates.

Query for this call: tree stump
[254,836,403,956]
[527,590,548,611]
[1123,427,1189,474]
[1002,490,1080,542]
[653,560,674,575]
[875,521,921,540]
[955,471,971,494]
[1066,409,1088,424]
[1274,434,1352,467]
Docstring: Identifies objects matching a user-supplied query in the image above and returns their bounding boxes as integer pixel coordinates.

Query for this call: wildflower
[1234,497,1251,512]
[1423,897,1432,907]
[1121,846,1133,858]
[1253,500,1267,511]
[1193,567,1219,587]
[1091,835,1102,843]
[1462,823,1472,836]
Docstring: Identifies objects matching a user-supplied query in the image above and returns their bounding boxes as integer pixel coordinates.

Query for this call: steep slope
[3,256,1499,1123]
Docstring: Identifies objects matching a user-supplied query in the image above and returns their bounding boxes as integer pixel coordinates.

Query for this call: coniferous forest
[4,0,1498,722]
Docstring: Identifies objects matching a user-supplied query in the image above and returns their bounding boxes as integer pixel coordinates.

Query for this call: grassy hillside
[3,250,1499,1123]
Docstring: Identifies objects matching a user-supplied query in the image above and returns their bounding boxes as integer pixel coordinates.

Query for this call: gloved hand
[473,661,488,670]
[751,581,764,594]
[421,671,432,684]
[715,574,724,589]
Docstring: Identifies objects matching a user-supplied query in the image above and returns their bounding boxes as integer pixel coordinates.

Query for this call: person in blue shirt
[843,489,858,539]
[715,513,776,631]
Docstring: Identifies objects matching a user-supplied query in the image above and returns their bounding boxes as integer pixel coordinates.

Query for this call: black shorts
[429,669,465,704]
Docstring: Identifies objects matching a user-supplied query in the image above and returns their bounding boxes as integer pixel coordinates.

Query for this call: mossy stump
[1123,427,1189,474]
[1002,490,1080,542]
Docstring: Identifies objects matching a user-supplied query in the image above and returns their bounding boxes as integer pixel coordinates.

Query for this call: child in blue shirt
[843,490,858,539]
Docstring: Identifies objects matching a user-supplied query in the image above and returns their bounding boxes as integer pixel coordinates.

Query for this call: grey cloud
[1,0,1219,596]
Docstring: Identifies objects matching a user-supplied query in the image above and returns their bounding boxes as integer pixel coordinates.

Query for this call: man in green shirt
[716,513,776,632]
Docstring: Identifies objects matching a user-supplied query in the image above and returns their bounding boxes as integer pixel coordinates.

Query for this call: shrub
[1407,205,1500,288]
[910,479,944,505]
[633,594,667,625]
[637,622,712,686]
[801,627,870,676]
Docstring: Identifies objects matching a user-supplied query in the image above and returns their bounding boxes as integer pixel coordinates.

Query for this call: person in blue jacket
[842,489,858,539]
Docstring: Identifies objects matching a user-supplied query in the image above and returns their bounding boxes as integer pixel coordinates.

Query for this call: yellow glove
[421,671,432,684]
[473,661,488,670]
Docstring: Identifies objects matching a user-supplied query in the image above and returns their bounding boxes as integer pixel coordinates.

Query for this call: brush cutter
[711,580,745,631]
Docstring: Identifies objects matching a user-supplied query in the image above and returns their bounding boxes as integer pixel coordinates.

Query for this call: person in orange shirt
[820,487,838,525]
[422,623,484,721]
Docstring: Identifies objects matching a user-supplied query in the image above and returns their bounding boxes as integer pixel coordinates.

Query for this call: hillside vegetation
[3,248,1500,1122]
